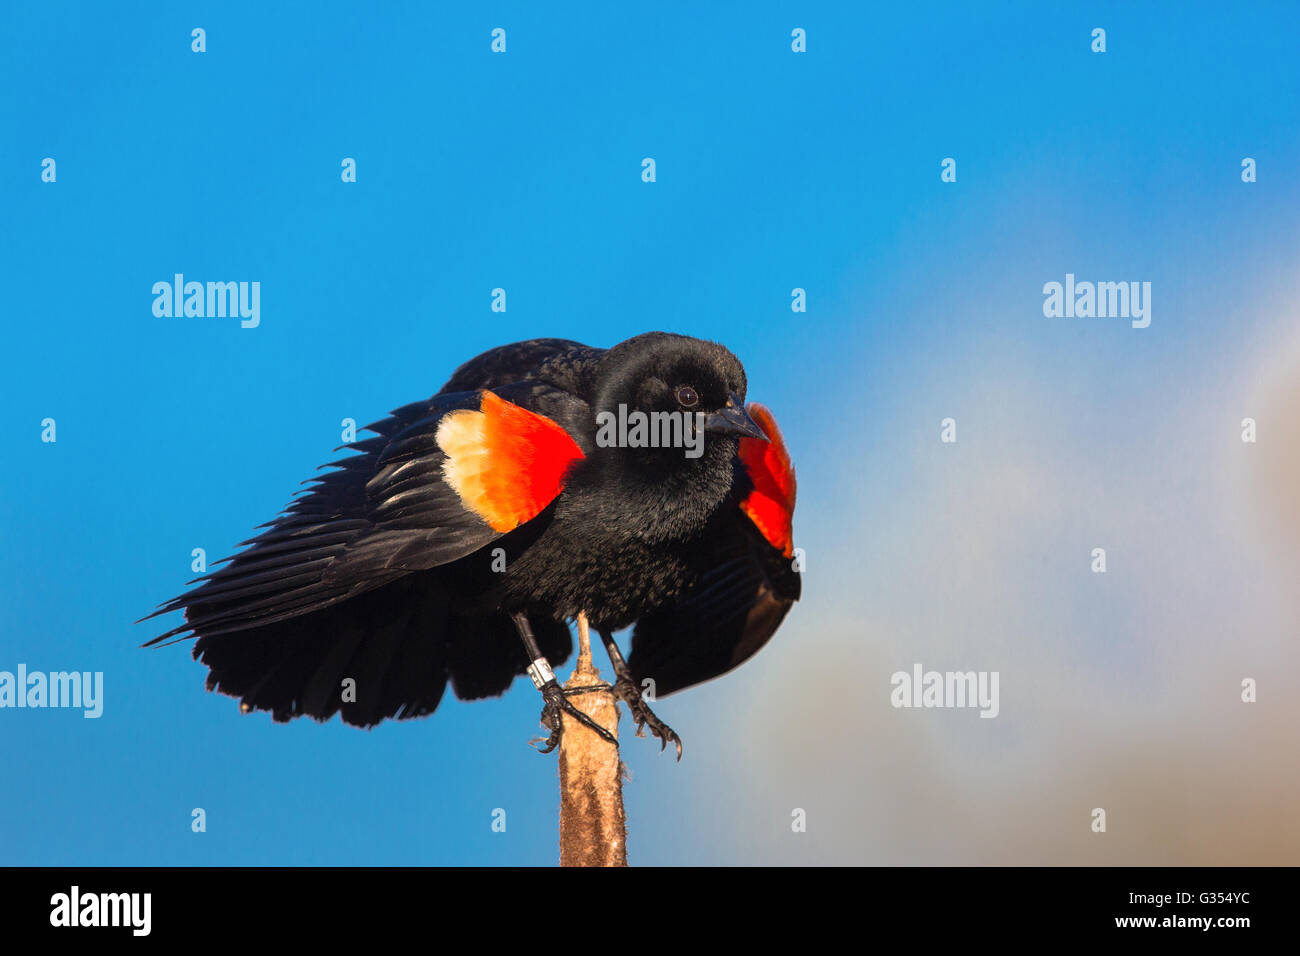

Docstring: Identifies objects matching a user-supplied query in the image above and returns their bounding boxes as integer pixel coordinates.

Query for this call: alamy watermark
[890,663,999,718]
[1043,273,1151,329]
[0,665,103,717]
[50,886,150,936]
[152,274,260,328]
[595,404,705,459]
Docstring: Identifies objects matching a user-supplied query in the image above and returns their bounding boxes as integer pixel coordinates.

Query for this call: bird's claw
[613,677,682,760]
[531,680,618,754]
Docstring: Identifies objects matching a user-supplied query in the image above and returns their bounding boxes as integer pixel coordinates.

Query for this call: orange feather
[437,391,585,532]
[738,403,797,557]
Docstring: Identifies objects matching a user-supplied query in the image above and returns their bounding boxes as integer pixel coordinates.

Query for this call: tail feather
[189,571,570,727]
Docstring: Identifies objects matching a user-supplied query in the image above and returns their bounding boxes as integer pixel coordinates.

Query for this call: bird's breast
[501,521,696,631]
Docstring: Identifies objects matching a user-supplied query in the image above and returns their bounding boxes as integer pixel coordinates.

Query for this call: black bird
[143,332,800,756]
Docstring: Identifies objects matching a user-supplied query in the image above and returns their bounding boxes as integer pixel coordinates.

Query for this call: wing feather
[143,382,585,645]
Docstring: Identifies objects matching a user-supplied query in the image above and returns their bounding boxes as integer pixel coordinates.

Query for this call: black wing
[628,509,801,698]
[141,388,504,645]
[142,338,601,647]
[139,341,600,726]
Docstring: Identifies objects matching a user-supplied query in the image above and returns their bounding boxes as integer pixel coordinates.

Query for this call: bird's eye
[675,385,699,408]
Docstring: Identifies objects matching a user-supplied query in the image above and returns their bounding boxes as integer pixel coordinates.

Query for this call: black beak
[704,392,768,440]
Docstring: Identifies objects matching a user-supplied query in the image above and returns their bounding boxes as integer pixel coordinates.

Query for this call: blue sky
[2,2,1298,865]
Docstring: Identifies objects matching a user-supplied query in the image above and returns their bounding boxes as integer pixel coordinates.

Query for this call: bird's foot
[612,676,682,760]
[531,679,618,754]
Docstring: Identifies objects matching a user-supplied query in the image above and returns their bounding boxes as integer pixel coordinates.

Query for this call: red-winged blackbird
[143,332,799,755]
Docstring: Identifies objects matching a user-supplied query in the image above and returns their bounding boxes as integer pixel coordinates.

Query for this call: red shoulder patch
[738,403,796,557]
[436,390,585,532]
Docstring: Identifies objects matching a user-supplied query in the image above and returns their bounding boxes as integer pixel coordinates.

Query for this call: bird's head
[592,333,766,467]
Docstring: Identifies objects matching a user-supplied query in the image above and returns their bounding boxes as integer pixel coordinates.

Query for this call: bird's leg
[600,631,683,760]
[557,611,614,697]
[512,612,616,753]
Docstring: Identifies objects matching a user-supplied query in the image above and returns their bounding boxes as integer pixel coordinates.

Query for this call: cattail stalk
[557,612,627,866]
